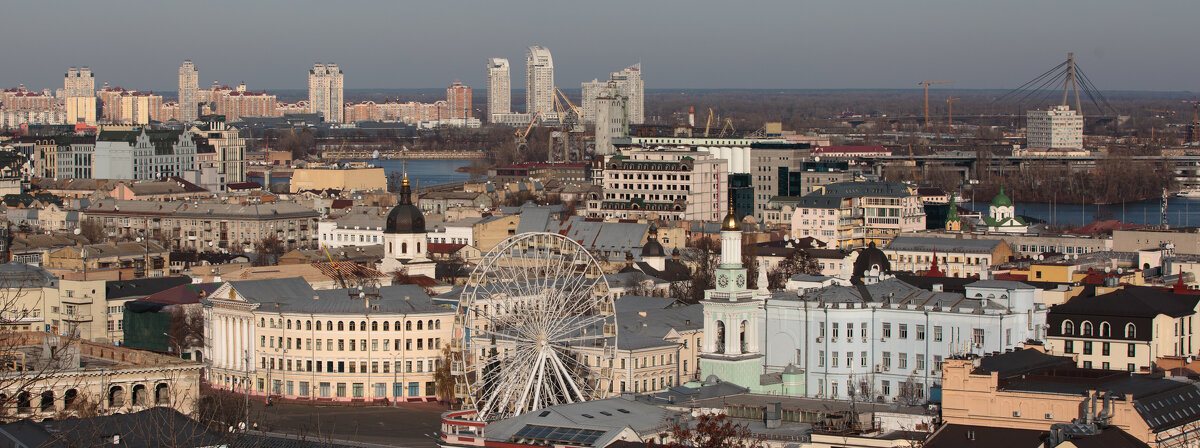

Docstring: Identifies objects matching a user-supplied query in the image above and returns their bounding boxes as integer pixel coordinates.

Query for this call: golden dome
[721,208,741,231]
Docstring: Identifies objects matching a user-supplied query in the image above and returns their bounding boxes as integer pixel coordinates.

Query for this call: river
[249,158,477,188]
[967,197,1200,228]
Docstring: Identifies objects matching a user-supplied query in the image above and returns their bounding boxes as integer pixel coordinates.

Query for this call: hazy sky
[3,0,1197,93]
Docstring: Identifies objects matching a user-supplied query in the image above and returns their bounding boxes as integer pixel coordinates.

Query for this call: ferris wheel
[450,232,616,422]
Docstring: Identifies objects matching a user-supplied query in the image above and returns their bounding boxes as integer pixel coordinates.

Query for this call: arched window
[327,321,333,331]
[361,321,367,332]
[383,321,390,331]
[417,321,423,330]
[260,318,265,327]
[338,321,344,331]
[402,242,408,254]
[315,321,322,331]
[427,320,433,329]
[715,321,726,354]
[1100,322,1111,338]
[372,322,379,331]
[1125,323,1137,339]
[395,321,402,331]
[435,319,441,330]
[40,391,54,412]
[64,389,78,408]
[406,321,412,331]
[1081,321,1094,337]
[417,242,421,253]
[155,384,170,405]
[306,320,312,331]
[349,322,356,332]
[1062,320,1074,335]
[107,387,124,408]
[131,384,148,407]
[287,320,292,330]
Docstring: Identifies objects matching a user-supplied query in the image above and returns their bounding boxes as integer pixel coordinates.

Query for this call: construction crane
[514,111,544,152]
[918,80,953,128]
[946,97,961,131]
[704,108,715,137]
[718,118,736,138]
[321,244,348,289]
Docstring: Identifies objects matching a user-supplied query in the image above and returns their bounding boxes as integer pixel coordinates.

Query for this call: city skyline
[1,0,1197,93]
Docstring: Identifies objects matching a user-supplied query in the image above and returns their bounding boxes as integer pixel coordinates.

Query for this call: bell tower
[699,208,766,387]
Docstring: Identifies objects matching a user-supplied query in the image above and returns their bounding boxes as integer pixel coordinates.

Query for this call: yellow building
[0,332,202,420]
[1047,286,1199,372]
[289,167,387,193]
[941,347,1200,447]
[204,277,455,402]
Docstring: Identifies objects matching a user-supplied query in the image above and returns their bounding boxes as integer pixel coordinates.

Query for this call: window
[1102,342,1110,356]
[818,350,825,368]
[916,354,926,370]
[1081,321,1093,336]
[1100,322,1111,338]
[1128,363,1137,372]
[899,324,908,339]
[934,326,943,342]
[1083,341,1093,355]
[847,323,855,339]
[846,352,853,367]
[898,353,908,370]
[882,323,892,339]
[972,328,985,347]
[832,323,839,339]
[1065,340,1075,353]
[1125,323,1136,339]
[1128,343,1137,357]
[881,380,891,396]
[832,352,839,368]
[1083,361,1093,369]
[861,351,868,367]
[916,325,925,341]
[882,352,891,370]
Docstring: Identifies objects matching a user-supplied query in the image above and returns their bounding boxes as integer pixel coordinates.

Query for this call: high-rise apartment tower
[486,58,511,122]
[178,60,199,122]
[308,63,344,123]
[525,46,555,117]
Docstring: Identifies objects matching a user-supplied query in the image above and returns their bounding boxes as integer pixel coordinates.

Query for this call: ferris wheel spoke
[454,232,613,422]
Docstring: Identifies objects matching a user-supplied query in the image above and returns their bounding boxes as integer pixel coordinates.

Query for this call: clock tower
[699,208,766,387]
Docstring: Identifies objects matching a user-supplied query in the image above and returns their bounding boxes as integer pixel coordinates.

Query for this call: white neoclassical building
[378,174,436,278]
[204,277,454,402]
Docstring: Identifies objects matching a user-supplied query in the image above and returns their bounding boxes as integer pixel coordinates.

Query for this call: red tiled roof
[427,243,466,254]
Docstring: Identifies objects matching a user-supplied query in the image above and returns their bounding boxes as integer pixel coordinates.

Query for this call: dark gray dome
[642,239,665,257]
[852,242,891,279]
[385,175,425,234]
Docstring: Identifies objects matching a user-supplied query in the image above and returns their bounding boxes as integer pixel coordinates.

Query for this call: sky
[2,0,1197,93]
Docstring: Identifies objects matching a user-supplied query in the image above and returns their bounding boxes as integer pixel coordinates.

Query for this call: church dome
[385,175,425,234]
[721,209,741,232]
[852,242,891,279]
[642,224,665,257]
[990,186,1013,208]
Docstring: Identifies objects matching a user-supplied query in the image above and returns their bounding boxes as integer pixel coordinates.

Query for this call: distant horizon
[6,1,1197,94]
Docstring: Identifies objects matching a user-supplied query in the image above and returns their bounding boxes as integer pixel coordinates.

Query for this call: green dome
[990,187,1013,208]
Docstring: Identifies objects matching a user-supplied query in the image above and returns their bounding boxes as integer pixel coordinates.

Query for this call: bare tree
[251,235,285,266]
[664,413,766,448]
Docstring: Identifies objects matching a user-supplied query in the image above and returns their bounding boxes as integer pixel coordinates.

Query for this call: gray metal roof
[484,397,673,448]
[225,277,447,315]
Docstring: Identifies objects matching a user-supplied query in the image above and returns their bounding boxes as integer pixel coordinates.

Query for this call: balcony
[60,295,93,305]
[61,313,92,322]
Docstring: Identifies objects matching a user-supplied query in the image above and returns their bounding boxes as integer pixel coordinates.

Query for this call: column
[728,318,742,356]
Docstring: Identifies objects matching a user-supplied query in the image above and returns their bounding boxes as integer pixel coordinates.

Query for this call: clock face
[736,274,745,288]
[718,274,729,288]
